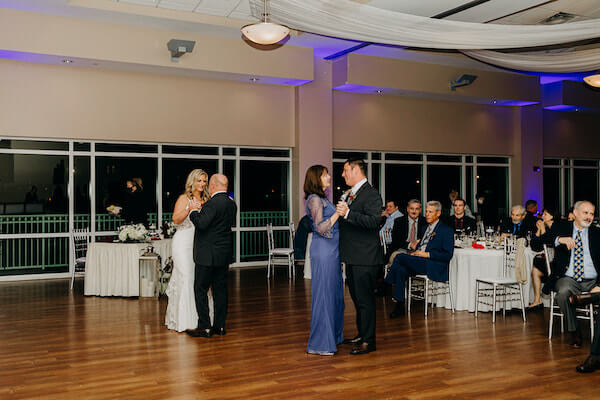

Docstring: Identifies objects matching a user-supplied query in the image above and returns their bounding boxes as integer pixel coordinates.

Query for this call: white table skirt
[434,246,545,312]
[84,240,172,297]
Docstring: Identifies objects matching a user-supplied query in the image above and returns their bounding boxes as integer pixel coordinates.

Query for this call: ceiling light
[584,74,600,88]
[62,59,73,64]
[491,99,497,104]
[249,77,259,82]
[241,1,290,45]
[375,89,383,94]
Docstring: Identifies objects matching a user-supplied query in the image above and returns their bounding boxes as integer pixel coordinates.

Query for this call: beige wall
[332,91,519,155]
[0,59,295,147]
[346,54,540,103]
[544,110,600,159]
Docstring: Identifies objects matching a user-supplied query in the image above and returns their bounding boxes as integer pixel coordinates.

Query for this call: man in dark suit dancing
[384,201,454,318]
[531,200,600,348]
[186,174,237,338]
[336,158,383,355]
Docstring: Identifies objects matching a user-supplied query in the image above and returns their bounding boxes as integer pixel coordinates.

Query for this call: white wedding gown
[165,206,214,332]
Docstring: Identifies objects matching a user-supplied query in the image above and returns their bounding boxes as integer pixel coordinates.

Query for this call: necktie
[419,226,432,251]
[573,230,584,282]
[408,220,416,243]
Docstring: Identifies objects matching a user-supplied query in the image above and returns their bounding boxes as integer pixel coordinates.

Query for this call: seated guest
[524,199,540,229]
[384,201,454,318]
[445,198,476,233]
[379,200,403,248]
[531,200,600,348]
[567,206,575,222]
[527,207,557,311]
[388,199,426,258]
[501,205,533,238]
[569,292,600,372]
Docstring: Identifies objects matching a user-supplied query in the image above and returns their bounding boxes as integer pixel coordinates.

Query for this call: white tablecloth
[84,240,172,297]
[434,246,543,312]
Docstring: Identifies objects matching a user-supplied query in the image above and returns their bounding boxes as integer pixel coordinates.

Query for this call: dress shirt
[418,220,439,251]
[407,217,420,243]
[344,178,367,219]
[557,226,597,280]
[380,209,403,244]
[513,222,522,235]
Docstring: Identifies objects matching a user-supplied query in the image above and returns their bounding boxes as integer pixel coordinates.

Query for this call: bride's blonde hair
[184,169,210,203]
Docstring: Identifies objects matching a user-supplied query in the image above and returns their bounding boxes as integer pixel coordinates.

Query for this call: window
[543,167,560,215]
[385,164,422,208]
[477,166,509,226]
[427,165,461,215]
[0,137,291,276]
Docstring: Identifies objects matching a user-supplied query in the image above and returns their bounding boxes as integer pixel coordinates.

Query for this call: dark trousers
[592,316,600,358]
[385,253,427,302]
[554,277,597,332]
[194,264,229,330]
[346,264,378,346]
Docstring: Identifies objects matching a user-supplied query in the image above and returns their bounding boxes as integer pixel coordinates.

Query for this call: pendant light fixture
[241,1,290,45]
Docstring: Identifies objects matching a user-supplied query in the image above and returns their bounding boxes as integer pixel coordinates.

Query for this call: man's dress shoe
[342,336,362,345]
[350,342,376,355]
[212,327,226,336]
[186,328,212,338]
[576,356,600,373]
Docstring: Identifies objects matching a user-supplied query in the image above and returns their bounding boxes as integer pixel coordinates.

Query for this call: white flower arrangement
[167,222,177,237]
[118,224,150,242]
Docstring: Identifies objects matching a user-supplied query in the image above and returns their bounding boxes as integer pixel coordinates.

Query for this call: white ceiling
[1,0,598,79]
[112,0,600,24]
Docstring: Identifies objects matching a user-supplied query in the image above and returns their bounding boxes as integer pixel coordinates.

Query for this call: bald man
[187,174,237,338]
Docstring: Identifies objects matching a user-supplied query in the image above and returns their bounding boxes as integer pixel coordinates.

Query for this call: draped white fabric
[254,0,600,50]
[463,49,600,72]
[84,240,172,297]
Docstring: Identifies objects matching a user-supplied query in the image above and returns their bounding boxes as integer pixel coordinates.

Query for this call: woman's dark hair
[304,165,327,199]
[542,207,557,220]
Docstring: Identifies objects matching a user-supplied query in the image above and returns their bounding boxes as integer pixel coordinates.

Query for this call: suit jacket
[389,215,426,253]
[443,215,476,233]
[531,220,600,291]
[338,182,384,266]
[500,219,533,238]
[421,221,455,282]
[189,192,237,267]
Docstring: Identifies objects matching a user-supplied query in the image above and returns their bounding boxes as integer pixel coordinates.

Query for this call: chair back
[71,228,90,267]
[503,235,516,278]
[266,223,275,251]
[289,221,296,245]
[542,244,555,276]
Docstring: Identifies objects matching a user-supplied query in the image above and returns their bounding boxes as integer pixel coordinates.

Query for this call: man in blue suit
[384,200,454,318]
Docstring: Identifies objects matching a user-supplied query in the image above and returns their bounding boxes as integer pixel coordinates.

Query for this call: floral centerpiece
[161,221,177,238]
[118,224,150,243]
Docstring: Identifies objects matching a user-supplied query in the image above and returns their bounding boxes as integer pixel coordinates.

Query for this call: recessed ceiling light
[375,89,383,94]
[62,59,73,64]
[249,77,259,82]
[491,99,497,104]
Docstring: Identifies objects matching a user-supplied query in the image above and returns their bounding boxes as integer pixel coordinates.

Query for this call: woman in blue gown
[304,165,345,355]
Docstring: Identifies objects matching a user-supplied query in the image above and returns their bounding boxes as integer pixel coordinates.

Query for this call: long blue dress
[306,194,345,355]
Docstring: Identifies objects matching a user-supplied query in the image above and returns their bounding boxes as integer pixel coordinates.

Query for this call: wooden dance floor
[0,268,597,399]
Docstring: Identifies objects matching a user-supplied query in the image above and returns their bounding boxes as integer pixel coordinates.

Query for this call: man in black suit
[501,205,534,238]
[388,199,426,260]
[444,198,476,233]
[186,174,237,338]
[336,158,383,355]
[523,199,540,230]
[531,200,600,348]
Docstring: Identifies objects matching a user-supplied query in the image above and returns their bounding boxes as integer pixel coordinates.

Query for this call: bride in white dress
[165,169,214,332]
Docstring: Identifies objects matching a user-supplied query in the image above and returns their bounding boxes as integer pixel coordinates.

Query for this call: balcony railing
[0,211,289,274]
